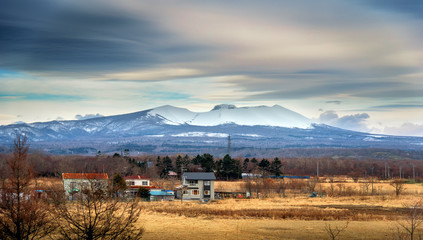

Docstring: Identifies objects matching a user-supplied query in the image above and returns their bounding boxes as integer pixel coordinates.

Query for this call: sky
[1,0,423,136]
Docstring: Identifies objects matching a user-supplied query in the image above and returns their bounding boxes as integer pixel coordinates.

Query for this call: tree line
[2,148,423,181]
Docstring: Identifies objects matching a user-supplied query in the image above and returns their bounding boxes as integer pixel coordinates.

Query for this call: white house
[181,172,216,201]
[124,175,151,196]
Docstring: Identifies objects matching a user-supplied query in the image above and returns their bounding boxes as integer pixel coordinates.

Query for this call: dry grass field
[37,177,423,239]
[139,179,423,240]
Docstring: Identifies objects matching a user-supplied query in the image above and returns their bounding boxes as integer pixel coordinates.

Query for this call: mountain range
[1,104,422,158]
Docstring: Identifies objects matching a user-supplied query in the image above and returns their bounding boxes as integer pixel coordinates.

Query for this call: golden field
[138,179,423,240]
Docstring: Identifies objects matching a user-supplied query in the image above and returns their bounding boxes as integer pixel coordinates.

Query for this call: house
[181,172,216,201]
[62,173,109,197]
[124,175,153,196]
[150,189,175,201]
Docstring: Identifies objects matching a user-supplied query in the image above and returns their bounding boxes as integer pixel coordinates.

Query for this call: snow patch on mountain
[147,105,197,125]
[171,132,229,138]
[147,104,312,128]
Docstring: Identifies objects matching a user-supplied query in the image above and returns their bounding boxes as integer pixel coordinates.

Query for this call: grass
[37,177,423,239]
[139,212,418,240]
[138,180,423,239]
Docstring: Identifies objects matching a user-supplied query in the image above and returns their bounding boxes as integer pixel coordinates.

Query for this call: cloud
[326,101,342,105]
[0,0,203,73]
[383,123,423,137]
[371,104,423,109]
[0,0,423,128]
[103,68,203,81]
[317,110,370,132]
[75,113,104,120]
[359,0,423,19]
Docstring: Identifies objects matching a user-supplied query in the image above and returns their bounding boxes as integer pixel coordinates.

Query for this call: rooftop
[62,173,109,180]
[124,175,150,180]
[182,172,216,180]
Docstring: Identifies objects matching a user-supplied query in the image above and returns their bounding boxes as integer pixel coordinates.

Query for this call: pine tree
[200,153,214,172]
[270,157,283,176]
[259,158,270,174]
[243,158,250,172]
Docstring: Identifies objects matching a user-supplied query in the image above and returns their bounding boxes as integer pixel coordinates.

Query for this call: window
[204,190,210,195]
[142,181,148,186]
[204,181,210,186]
[192,189,199,195]
[189,180,198,186]
[130,181,135,186]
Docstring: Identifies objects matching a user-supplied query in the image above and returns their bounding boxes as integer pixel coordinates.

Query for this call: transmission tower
[227,135,231,156]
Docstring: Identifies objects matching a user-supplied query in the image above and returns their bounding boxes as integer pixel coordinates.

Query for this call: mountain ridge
[1,104,422,157]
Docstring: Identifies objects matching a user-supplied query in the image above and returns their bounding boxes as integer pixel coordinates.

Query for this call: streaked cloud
[103,68,203,81]
[0,0,422,135]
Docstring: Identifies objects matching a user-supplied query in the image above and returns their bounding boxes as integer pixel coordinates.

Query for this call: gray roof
[183,172,216,180]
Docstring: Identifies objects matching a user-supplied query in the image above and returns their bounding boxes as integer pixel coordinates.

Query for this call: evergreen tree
[222,154,241,180]
[259,158,270,174]
[270,157,283,176]
[175,155,183,176]
[192,154,201,165]
[155,156,167,178]
[214,159,224,179]
[156,156,173,178]
[137,187,151,200]
[200,153,214,172]
[112,173,127,193]
[163,156,174,172]
[243,158,250,172]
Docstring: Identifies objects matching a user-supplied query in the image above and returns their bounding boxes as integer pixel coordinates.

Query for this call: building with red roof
[62,173,109,197]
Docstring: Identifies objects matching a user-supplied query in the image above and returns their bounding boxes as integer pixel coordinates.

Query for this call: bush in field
[390,179,406,197]
[324,222,349,240]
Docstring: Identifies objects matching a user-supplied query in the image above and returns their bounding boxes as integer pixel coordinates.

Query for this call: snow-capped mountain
[0,104,422,157]
[147,104,311,128]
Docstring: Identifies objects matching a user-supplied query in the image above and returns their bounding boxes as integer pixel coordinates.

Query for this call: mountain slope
[147,104,311,128]
[0,104,422,157]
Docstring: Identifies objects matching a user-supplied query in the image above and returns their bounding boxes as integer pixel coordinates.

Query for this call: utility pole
[227,135,231,156]
[371,167,374,195]
[399,166,402,179]
[317,161,319,178]
[384,162,387,179]
[413,165,416,182]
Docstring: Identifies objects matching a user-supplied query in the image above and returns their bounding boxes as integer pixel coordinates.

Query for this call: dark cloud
[75,113,104,120]
[0,0,205,72]
[317,110,370,132]
[242,80,403,100]
[359,0,423,19]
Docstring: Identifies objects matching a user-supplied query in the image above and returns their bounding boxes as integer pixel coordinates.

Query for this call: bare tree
[306,178,319,194]
[397,199,423,240]
[390,179,406,197]
[50,181,143,240]
[0,134,55,240]
[324,221,349,240]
